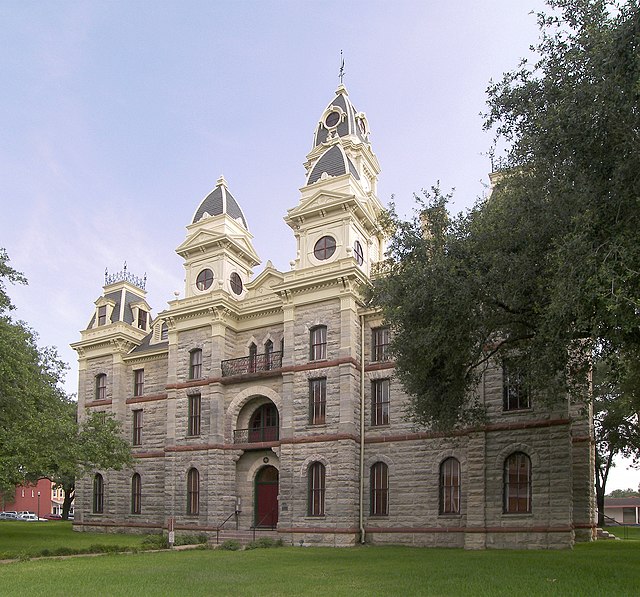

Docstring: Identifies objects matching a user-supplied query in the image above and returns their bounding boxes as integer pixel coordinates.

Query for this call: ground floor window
[439,457,460,514]
[92,473,104,514]
[308,462,326,516]
[504,452,531,513]
[187,468,199,515]
[370,462,389,516]
[131,473,141,514]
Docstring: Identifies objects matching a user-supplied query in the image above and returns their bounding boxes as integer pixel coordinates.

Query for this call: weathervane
[339,50,345,84]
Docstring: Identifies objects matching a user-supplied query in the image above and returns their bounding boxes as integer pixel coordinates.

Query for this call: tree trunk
[61,483,75,520]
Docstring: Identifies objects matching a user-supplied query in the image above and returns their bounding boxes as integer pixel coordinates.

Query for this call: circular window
[314,236,336,260]
[230,272,243,295]
[196,268,214,291]
[325,111,340,128]
[353,240,364,265]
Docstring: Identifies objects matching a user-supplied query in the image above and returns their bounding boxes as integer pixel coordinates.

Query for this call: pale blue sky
[1,1,636,490]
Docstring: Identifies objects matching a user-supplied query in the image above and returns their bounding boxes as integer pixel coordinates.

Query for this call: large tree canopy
[372,0,640,430]
[0,249,131,505]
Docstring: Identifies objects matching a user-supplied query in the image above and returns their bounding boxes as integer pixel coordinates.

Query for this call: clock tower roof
[192,175,248,230]
[312,85,370,149]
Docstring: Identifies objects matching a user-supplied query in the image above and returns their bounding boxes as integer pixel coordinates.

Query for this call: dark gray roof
[192,177,248,229]
[313,86,368,149]
[307,144,361,185]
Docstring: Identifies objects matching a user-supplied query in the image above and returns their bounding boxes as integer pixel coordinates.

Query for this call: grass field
[0,524,639,596]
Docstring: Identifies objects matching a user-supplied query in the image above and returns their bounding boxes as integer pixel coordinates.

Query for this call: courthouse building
[72,84,595,548]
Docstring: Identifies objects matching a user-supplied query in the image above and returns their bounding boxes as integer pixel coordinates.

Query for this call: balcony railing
[221,351,283,377]
[233,426,279,444]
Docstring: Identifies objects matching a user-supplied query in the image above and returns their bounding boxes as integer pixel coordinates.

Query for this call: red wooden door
[255,466,279,527]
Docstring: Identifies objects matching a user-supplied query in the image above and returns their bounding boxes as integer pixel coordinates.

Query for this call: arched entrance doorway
[254,465,278,528]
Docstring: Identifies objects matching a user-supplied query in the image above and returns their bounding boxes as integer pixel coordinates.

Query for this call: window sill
[502,512,533,517]
[438,513,462,518]
[502,408,533,414]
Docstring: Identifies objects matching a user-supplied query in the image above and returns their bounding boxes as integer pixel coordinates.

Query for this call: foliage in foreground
[371,0,640,430]
[0,249,132,514]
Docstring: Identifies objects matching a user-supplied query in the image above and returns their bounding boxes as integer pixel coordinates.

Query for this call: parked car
[0,511,18,520]
[17,513,46,521]
[44,513,62,520]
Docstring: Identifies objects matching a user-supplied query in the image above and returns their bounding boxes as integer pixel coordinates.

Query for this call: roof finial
[339,50,345,85]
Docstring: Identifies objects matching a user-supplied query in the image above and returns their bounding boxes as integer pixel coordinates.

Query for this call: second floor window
[249,343,258,373]
[95,374,106,400]
[372,327,390,362]
[503,361,530,411]
[188,394,201,437]
[132,410,142,446]
[310,326,327,361]
[189,349,203,380]
[309,378,326,425]
[264,340,273,370]
[372,379,390,426]
[133,369,144,397]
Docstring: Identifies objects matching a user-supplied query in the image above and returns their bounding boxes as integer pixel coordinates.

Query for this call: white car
[18,513,40,521]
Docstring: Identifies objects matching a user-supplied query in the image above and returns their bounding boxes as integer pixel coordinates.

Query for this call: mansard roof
[307,144,360,186]
[192,176,248,230]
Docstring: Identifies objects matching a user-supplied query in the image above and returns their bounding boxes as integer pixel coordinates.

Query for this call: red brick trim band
[126,394,168,404]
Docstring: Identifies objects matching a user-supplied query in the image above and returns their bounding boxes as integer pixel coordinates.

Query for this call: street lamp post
[37,491,41,520]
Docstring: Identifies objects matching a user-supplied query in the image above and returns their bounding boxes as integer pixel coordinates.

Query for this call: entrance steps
[210,528,280,546]
[596,527,621,540]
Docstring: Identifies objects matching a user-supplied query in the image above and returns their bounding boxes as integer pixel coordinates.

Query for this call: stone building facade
[72,85,595,548]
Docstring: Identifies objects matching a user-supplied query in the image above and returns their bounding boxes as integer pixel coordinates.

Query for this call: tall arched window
[189,348,203,380]
[131,473,141,515]
[504,452,531,513]
[92,473,104,514]
[249,343,257,373]
[187,468,200,515]
[370,462,389,516]
[95,374,106,400]
[439,458,461,514]
[308,462,326,516]
[310,326,327,361]
[264,339,273,370]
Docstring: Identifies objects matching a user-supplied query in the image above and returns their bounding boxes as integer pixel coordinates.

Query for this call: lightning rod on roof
[339,50,345,85]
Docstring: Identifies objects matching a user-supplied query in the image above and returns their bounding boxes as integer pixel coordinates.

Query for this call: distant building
[1,478,73,517]
[71,85,595,549]
[604,497,640,525]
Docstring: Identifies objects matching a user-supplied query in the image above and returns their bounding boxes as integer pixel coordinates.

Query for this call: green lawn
[0,525,639,596]
[0,521,149,559]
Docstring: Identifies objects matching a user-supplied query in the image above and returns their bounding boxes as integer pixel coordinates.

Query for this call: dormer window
[137,309,147,330]
[97,306,107,326]
[160,322,168,341]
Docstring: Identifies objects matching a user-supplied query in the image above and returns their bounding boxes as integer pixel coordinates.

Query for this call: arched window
[187,468,199,515]
[370,462,389,516]
[189,348,203,380]
[160,322,169,341]
[310,326,327,361]
[131,473,141,514]
[439,458,461,514]
[308,462,326,516]
[264,339,273,370]
[504,452,531,513]
[92,474,104,514]
[249,343,257,373]
[95,374,106,401]
[249,403,279,442]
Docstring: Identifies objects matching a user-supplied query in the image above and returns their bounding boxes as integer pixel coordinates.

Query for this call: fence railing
[233,425,279,444]
[221,351,283,377]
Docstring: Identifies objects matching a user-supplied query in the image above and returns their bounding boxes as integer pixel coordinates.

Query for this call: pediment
[176,228,260,264]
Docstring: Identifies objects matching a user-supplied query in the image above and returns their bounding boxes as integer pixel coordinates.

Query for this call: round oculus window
[196,268,214,291]
[353,240,364,265]
[314,236,336,260]
[230,272,243,295]
[324,111,340,128]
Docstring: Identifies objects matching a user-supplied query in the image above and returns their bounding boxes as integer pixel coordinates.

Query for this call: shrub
[246,537,283,550]
[219,539,242,551]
